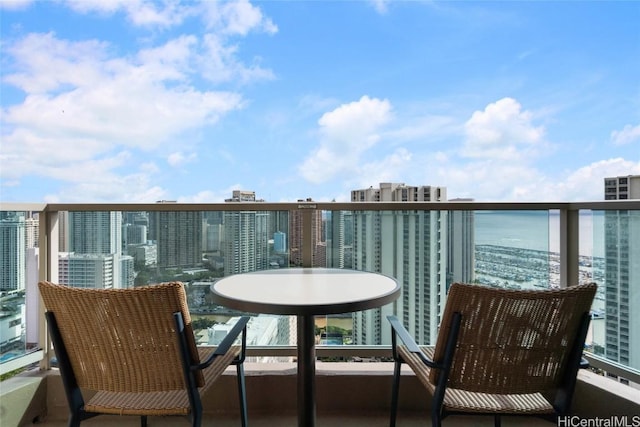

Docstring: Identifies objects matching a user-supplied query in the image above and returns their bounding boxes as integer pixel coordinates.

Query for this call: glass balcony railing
[1,201,639,387]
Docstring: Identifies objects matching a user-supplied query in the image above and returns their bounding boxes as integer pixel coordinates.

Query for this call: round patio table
[211,267,400,427]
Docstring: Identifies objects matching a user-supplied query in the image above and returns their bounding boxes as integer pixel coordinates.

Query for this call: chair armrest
[195,316,250,370]
[388,315,420,352]
[387,315,439,369]
[579,357,589,369]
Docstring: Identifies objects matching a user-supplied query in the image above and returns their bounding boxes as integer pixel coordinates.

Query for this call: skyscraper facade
[290,199,324,267]
[349,183,460,346]
[58,253,115,289]
[603,175,640,372]
[447,199,475,288]
[149,210,203,269]
[67,211,123,288]
[0,213,26,292]
[223,191,270,275]
[69,211,122,255]
[325,210,347,269]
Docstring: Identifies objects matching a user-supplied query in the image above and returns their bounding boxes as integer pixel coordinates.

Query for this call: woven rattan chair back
[39,281,204,393]
[431,282,597,394]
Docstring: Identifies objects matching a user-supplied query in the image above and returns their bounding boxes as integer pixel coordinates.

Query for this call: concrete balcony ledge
[2,363,639,426]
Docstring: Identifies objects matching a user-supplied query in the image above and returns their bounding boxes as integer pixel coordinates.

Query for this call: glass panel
[474,210,551,290]
[43,210,295,355]
[1,211,40,370]
[22,205,637,378]
[319,209,553,347]
[588,209,640,378]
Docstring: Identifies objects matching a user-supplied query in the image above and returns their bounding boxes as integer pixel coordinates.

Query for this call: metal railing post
[559,207,580,288]
[38,209,59,369]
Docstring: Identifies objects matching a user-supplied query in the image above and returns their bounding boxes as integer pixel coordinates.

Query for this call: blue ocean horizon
[474,210,604,258]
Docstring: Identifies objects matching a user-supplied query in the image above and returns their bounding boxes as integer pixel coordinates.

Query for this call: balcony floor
[22,365,634,427]
[36,413,555,427]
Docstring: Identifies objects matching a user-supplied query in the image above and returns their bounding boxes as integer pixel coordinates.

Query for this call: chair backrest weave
[39,281,204,392]
[431,282,596,394]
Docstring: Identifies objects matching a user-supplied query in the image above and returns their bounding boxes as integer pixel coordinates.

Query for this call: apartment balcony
[4,360,640,426]
[1,201,640,426]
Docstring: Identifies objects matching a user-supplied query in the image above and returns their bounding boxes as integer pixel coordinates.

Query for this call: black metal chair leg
[237,363,248,427]
[494,414,501,427]
[390,359,401,427]
[141,415,147,427]
[192,408,202,427]
[431,410,441,427]
[68,413,81,427]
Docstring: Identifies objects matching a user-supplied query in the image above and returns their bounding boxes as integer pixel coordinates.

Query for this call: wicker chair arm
[194,316,250,371]
[387,315,440,369]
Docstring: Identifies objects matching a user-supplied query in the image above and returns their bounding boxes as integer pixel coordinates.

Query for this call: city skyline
[1,1,639,204]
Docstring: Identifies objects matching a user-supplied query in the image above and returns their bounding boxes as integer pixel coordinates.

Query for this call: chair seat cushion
[398,345,555,414]
[85,346,240,416]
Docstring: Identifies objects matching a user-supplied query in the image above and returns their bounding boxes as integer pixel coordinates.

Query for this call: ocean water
[474,210,604,257]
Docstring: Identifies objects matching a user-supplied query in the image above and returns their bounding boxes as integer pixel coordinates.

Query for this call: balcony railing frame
[1,200,639,384]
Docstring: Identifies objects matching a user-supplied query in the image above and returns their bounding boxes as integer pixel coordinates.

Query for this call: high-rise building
[204,223,224,252]
[123,224,147,247]
[290,199,324,267]
[0,213,26,292]
[67,211,123,288]
[224,191,270,275]
[604,175,640,200]
[149,209,203,269]
[25,216,39,249]
[58,253,115,289]
[447,199,475,288]
[273,231,287,253]
[58,211,69,252]
[69,211,122,255]
[348,183,470,346]
[603,175,640,372]
[326,210,348,269]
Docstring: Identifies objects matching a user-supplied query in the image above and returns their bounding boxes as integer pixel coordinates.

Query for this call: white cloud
[178,184,245,203]
[63,0,192,28]
[369,0,389,15]
[58,0,279,33]
[0,0,33,11]
[354,148,413,189]
[46,178,167,203]
[299,96,392,184]
[611,124,640,146]
[438,156,640,202]
[437,158,543,201]
[40,155,168,203]
[200,34,275,84]
[3,32,109,93]
[462,97,545,161]
[1,32,244,187]
[547,158,640,201]
[167,151,197,167]
[202,0,278,35]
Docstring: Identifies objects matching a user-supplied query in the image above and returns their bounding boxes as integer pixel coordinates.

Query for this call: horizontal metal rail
[245,345,393,359]
[584,354,640,384]
[2,200,640,212]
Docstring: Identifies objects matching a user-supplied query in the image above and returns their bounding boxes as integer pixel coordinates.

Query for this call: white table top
[211,268,400,316]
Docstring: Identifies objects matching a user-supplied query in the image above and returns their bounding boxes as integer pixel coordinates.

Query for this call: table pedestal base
[298,314,316,427]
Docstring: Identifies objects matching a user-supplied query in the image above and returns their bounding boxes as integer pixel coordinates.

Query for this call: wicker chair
[39,281,250,427]
[388,282,597,427]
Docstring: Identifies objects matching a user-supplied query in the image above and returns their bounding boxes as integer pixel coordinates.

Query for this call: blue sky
[1,0,639,203]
